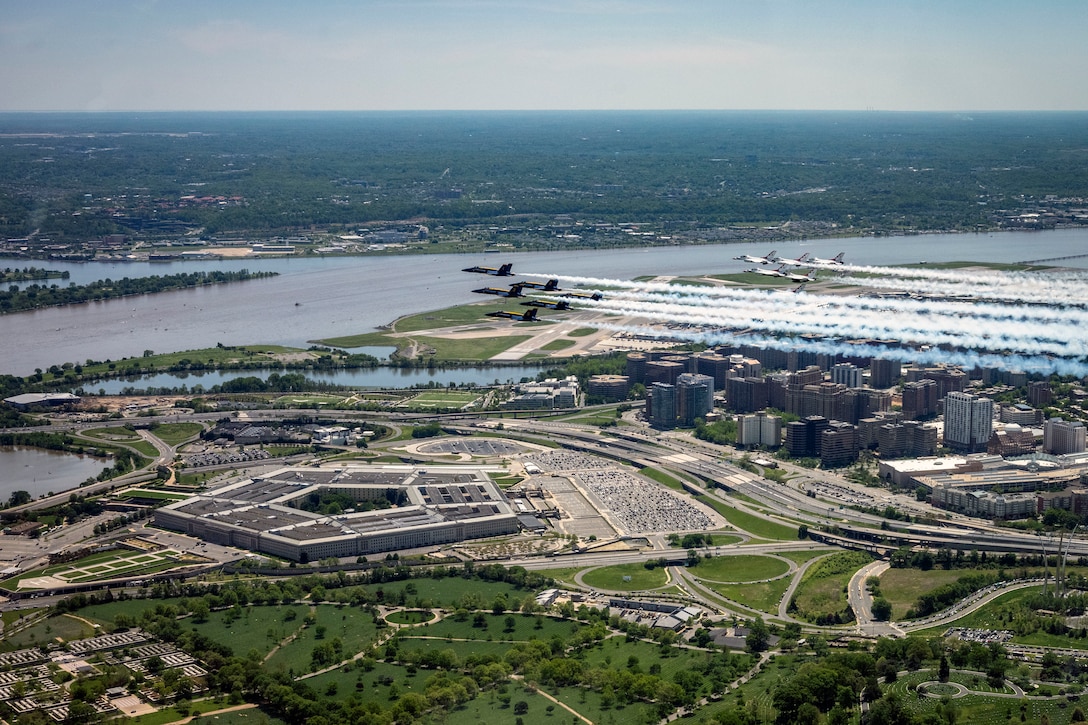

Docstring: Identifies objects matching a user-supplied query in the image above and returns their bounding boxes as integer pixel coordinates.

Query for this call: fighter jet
[472,284,525,298]
[785,268,819,283]
[561,290,603,301]
[522,299,571,310]
[775,252,812,267]
[516,278,561,291]
[462,262,514,276]
[809,252,846,265]
[745,264,789,278]
[485,308,538,321]
[733,249,778,265]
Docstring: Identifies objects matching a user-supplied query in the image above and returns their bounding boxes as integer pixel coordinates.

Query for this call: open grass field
[694,494,798,540]
[702,576,793,614]
[402,390,483,409]
[532,567,586,588]
[0,612,96,651]
[337,577,533,610]
[690,554,790,583]
[148,422,204,445]
[266,605,382,674]
[394,637,516,665]
[580,563,669,592]
[778,549,837,565]
[78,428,159,458]
[299,660,430,707]
[403,334,535,361]
[791,551,873,623]
[411,612,581,643]
[537,338,575,352]
[385,609,437,625]
[879,567,981,620]
[638,466,684,491]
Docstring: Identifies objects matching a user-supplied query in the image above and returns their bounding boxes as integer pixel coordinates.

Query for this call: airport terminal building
[154,464,519,561]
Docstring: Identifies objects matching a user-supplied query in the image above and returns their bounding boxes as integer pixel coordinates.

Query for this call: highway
[4,404,1088,645]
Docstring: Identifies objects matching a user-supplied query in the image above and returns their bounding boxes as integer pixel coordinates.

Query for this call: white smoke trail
[520,266,1088,377]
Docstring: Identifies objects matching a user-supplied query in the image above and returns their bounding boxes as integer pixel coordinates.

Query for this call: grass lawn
[690,554,790,582]
[703,577,794,614]
[76,429,159,458]
[0,612,96,650]
[580,563,669,592]
[82,426,143,441]
[539,339,576,351]
[879,567,981,620]
[568,327,597,337]
[300,661,430,707]
[702,651,804,724]
[385,609,437,625]
[639,466,684,491]
[403,334,534,361]
[265,605,381,674]
[395,637,515,662]
[445,686,585,725]
[694,494,798,540]
[413,612,581,643]
[148,422,205,445]
[791,551,874,624]
[532,567,588,588]
[777,549,837,565]
[337,577,531,611]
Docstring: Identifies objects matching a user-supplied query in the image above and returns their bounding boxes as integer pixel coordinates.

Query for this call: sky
[2,0,1086,112]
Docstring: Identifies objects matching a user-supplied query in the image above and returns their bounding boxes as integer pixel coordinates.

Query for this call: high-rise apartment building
[1044,418,1087,455]
[943,391,994,453]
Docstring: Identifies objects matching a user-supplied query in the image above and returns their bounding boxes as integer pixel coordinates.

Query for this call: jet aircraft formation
[463,262,601,321]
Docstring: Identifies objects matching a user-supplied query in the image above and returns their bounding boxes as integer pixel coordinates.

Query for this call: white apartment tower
[943,391,993,453]
[1044,418,1087,455]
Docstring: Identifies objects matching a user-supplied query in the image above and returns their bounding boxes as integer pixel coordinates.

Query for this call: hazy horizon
[3,1,1087,113]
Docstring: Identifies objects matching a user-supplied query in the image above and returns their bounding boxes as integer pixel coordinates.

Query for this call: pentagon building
[154,464,519,562]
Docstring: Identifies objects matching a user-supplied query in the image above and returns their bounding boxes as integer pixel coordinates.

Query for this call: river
[87,364,552,394]
[0,228,1085,376]
[0,446,109,502]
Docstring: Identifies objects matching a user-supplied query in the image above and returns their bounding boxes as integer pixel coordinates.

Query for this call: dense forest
[1,111,1086,245]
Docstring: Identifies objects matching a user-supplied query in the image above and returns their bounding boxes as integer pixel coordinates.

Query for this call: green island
[0,269,277,314]
[0,266,70,283]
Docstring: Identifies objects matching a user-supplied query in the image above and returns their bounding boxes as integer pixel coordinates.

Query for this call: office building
[676,373,714,426]
[648,382,677,429]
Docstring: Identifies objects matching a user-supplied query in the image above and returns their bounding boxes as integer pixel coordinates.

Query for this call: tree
[513,700,529,715]
[871,597,893,622]
[7,490,30,508]
[938,654,950,683]
[745,617,770,654]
